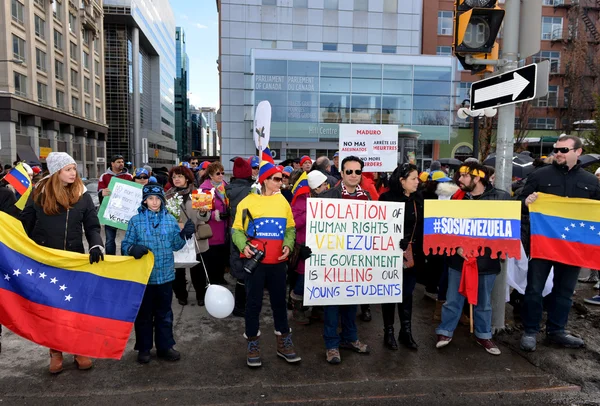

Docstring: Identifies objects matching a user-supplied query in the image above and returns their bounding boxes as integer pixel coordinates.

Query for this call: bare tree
[514,101,532,152]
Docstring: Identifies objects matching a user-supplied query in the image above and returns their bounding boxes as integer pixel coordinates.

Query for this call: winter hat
[142,182,166,206]
[431,170,452,183]
[21,163,33,176]
[596,167,600,176]
[110,154,124,163]
[180,162,192,169]
[333,151,339,158]
[430,161,441,172]
[307,170,328,189]
[143,164,152,173]
[283,166,293,175]
[149,176,157,183]
[233,157,252,179]
[300,156,312,166]
[200,161,210,170]
[419,172,430,183]
[31,166,42,175]
[258,161,282,184]
[135,167,149,178]
[249,156,260,169]
[47,152,76,175]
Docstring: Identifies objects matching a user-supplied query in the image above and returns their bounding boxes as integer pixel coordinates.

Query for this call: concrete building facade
[175,26,191,158]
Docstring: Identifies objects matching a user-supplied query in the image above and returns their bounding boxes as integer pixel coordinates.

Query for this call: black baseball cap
[111,154,124,163]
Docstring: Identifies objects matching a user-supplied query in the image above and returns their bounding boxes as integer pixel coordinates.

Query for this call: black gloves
[399,238,410,251]
[129,245,149,260]
[219,210,230,220]
[299,244,313,260]
[89,247,104,264]
[180,219,196,240]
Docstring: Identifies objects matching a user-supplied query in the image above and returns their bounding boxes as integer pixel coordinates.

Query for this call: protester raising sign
[338,124,398,172]
[97,177,143,230]
[304,198,405,306]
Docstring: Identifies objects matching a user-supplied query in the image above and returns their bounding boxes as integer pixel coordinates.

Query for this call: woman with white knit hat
[20,152,104,374]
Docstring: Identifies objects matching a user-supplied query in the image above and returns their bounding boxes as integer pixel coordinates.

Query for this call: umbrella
[482,154,534,179]
[438,158,463,168]
[579,154,600,168]
[229,156,242,162]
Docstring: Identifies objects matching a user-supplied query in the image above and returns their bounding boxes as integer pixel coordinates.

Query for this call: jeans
[104,225,118,256]
[522,259,581,335]
[382,268,417,326]
[245,262,289,337]
[436,268,497,340]
[293,272,305,296]
[323,305,358,349]
[134,282,176,352]
[438,263,449,302]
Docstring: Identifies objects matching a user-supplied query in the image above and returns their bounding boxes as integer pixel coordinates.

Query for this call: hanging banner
[97,177,143,230]
[304,198,405,305]
[338,124,398,172]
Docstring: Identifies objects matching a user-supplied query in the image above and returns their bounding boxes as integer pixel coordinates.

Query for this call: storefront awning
[17,145,41,166]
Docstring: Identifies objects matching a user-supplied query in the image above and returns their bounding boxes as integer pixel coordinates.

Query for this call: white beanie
[21,163,33,176]
[47,152,76,175]
[595,167,600,176]
[307,170,328,189]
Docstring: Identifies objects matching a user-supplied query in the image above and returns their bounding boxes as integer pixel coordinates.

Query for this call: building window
[292,41,307,49]
[36,49,47,72]
[383,0,397,13]
[72,96,79,114]
[37,82,48,104]
[71,69,78,88]
[56,90,65,109]
[454,145,473,161]
[96,107,101,121]
[534,85,558,107]
[528,118,556,129]
[438,11,453,36]
[293,0,307,7]
[532,51,560,74]
[353,44,367,52]
[324,0,338,9]
[34,0,45,10]
[83,30,91,46]
[35,15,46,39]
[70,42,77,61]
[542,17,562,40]
[94,38,100,53]
[456,82,472,105]
[83,51,90,70]
[95,83,101,99]
[84,77,90,93]
[262,40,277,48]
[262,0,276,4]
[84,102,91,119]
[55,60,64,80]
[323,43,338,51]
[14,72,26,96]
[53,1,63,21]
[354,0,368,11]
[13,35,26,62]
[437,46,452,55]
[94,59,100,74]
[54,30,63,51]
[69,13,77,33]
[564,87,570,105]
[11,0,24,25]
[382,45,396,54]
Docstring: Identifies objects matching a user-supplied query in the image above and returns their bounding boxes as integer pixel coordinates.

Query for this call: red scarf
[341,182,369,200]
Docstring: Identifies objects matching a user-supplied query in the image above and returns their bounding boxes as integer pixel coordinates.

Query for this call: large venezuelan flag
[423,200,522,259]
[529,193,600,269]
[0,212,154,359]
[3,163,32,210]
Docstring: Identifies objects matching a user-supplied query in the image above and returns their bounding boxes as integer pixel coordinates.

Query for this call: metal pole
[132,27,141,169]
[473,116,480,160]
[491,0,520,334]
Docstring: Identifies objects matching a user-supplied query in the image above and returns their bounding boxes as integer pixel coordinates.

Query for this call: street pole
[491,0,520,333]
[473,116,479,160]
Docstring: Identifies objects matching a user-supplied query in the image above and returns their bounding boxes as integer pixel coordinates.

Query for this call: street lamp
[457,99,497,160]
[0,59,24,64]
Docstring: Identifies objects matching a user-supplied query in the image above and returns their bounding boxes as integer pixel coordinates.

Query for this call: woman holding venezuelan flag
[20,152,104,374]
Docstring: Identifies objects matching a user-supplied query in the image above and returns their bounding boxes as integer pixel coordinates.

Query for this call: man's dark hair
[341,156,364,171]
[183,155,193,163]
[460,161,489,187]
[110,154,124,163]
[557,134,583,150]
[4,164,12,171]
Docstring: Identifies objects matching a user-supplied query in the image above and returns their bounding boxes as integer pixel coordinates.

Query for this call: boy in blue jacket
[122,182,195,364]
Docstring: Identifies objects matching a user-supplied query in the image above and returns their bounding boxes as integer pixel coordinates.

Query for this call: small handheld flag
[3,163,32,210]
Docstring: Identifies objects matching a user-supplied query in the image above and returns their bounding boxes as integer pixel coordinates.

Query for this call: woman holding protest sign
[166,166,211,306]
[20,152,104,374]
[378,163,424,351]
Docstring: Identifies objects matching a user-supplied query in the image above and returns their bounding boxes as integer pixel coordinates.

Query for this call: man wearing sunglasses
[318,155,371,364]
[519,135,600,353]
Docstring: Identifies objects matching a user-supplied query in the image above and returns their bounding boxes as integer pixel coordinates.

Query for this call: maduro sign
[304,198,405,305]
[338,124,398,172]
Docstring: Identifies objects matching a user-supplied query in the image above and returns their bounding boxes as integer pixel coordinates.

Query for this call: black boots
[383,326,398,350]
[399,304,418,350]
[232,280,246,317]
[360,304,372,322]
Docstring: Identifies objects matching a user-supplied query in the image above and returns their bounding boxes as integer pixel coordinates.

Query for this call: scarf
[166,185,194,204]
[341,182,369,200]
[211,181,227,204]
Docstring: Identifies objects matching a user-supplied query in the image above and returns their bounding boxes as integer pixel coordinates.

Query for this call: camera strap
[241,208,267,251]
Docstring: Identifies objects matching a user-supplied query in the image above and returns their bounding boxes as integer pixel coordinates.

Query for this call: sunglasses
[213,171,224,176]
[270,177,283,182]
[345,169,362,175]
[282,174,290,179]
[138,176,149,180]
[553,147,575,154]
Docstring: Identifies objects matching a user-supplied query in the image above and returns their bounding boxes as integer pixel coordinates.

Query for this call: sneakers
[585,295,600,305]
[436,335,452,348]
[73,355,93,370]
[520,334,537,352]
[475,338,501,356]
[49,349,64,374]
[340,339,370,353]
[546,332,585,349]
[275,330,301,363]
[579,271,599,283]
[326,348,341,364]
[137,351,151,364]
[245,333,261,368]
[157,348,181,361]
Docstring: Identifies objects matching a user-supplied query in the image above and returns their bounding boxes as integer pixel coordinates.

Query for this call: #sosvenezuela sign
[304,198,405,305]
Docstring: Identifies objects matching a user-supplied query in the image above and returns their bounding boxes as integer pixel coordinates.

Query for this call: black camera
[244,245,265,274]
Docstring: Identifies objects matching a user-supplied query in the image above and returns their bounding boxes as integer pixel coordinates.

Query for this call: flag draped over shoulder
[0,212,154,359]
[423,200,522,259]
[3,163,32,210]
[291,171,310,205]
[529,193,600,269]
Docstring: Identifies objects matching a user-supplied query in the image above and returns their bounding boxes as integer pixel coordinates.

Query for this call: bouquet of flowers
[166,194,183,219]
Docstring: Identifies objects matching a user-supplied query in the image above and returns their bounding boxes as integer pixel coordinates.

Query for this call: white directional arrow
[473,72,530,104]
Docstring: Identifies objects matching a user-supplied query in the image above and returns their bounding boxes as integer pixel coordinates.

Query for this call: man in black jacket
[519,135,600,352]
[436,162,510,356]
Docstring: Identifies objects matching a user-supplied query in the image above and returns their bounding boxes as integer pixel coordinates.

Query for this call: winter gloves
[88,246,104,264]
[180,219,196,240]
[299,245,313,260]
[129,245,149,259]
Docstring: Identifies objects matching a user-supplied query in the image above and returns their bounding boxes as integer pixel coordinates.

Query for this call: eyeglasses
[252,166,259,169]
[213,171,224,176]
[553,147,575,154]
[270,177,283,182]
[190,162,199,166]
[138,176,149,180]
[282,175,290,179]
[345,169,362,175]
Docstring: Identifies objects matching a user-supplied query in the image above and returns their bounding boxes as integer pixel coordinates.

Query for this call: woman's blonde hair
[33,167,84,215]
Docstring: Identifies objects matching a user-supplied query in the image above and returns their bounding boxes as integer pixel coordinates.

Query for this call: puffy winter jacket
[519,161,600,201]
[98,168,133,204]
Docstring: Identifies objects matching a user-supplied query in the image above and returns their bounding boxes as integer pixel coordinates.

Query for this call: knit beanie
[596,167,600,176]
[47,152,77,175]
[300,156,312,166]
[200,161,210,169]
[142,182,166,206]
[135,167,149,178]
[258,161,282,184]
[249,156,260,168]
[307,170,327,189]
[233,157,252,179]
[283,166,293,175]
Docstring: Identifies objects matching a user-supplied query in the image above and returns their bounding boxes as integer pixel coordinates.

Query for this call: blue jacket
[121,205,186,285]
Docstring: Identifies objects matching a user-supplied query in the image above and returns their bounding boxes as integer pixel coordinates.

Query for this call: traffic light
[454,0,504,74]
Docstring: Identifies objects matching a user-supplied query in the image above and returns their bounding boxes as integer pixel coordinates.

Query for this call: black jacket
[0,185,19,217]
[519,161,600,201]
[225,178,253,279]
[448,185,511,275]
[20,191,103,254]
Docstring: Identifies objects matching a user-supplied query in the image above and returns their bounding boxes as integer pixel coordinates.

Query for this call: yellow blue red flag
[529,193,600,269]
[423,200,522,259]
[3,163,32,210]
[291,171,310,205]
[0,212,154,359]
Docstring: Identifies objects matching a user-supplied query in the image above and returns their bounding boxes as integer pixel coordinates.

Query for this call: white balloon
[205,284,235,319]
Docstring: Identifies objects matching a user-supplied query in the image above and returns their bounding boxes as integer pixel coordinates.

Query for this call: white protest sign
[304,198,405,305]
[97,177,143,230]
[253,100,271,151]
[338,124,398,172]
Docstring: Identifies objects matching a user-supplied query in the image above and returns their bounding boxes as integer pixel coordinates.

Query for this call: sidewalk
[0,277,585,406]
